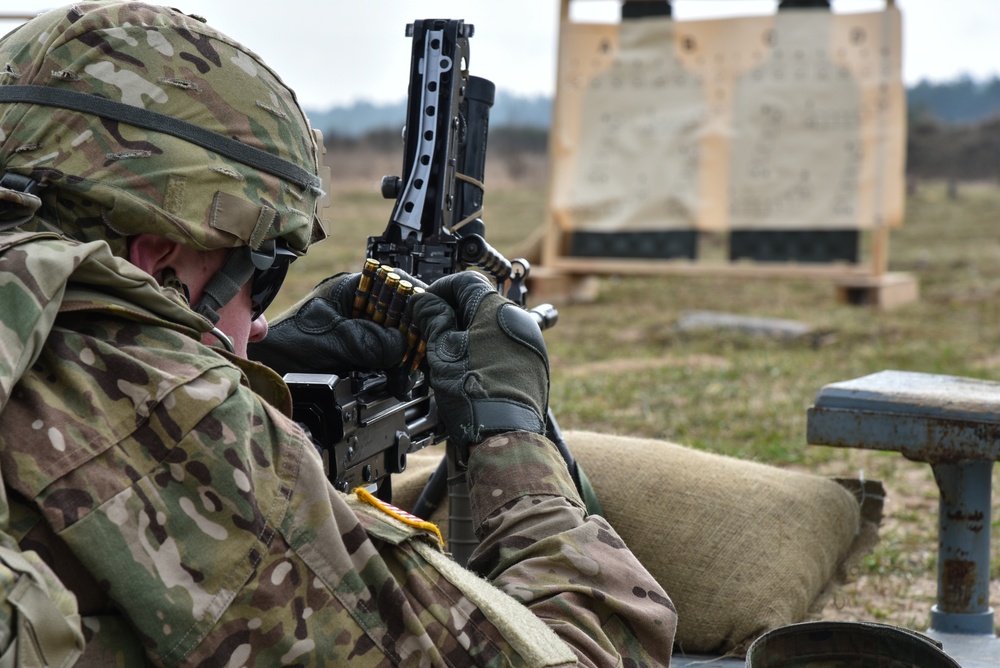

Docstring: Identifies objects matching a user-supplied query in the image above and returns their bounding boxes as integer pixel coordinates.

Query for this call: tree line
[327,121,999,183]
[320,78,1000,183]
[908,76,1000,125]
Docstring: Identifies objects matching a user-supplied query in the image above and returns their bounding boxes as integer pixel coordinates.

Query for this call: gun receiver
[284,302,559,505]
[282,371,439,501]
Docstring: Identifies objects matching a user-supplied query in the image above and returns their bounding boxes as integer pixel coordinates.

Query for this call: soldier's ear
[128,233,185,284]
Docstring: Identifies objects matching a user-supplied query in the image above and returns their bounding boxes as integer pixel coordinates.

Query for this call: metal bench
[809,370,1000,667]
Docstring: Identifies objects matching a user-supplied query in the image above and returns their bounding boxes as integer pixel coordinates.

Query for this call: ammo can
[745,621,962,668]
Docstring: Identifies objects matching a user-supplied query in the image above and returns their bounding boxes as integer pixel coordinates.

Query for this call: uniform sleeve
[466,432,676,668]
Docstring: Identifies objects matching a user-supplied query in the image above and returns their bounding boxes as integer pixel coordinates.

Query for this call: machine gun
[284,19,572,565]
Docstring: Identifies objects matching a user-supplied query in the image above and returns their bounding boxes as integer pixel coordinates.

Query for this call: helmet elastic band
[0,85,321,193]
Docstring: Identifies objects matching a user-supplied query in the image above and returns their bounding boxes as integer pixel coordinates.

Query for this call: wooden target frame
[532,0,915,307]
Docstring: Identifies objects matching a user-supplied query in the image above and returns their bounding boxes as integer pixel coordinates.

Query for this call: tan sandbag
[564,431,881,655]
[392,432,881,656]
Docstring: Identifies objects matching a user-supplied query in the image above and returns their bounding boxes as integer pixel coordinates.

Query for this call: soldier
[0,2,675,666]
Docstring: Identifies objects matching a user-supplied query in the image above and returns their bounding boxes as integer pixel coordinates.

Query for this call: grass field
[268,174,1000,634]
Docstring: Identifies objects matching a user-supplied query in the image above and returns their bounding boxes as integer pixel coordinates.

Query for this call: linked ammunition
[365,264,394,319]
[355,260,429,372]
[399,285,425,338]
[409,338,427,376]
[401,286,425,366]
[372,272,401,325]
[352,258,381,318]
[385,280,413,329]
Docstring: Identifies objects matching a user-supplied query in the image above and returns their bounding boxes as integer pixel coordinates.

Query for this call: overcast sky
[2,1,998,110]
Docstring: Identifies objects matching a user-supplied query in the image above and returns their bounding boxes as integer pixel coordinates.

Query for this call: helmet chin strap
[194,240,277,322]
[185,241,278,354]
[162,267,236,352]
[208,327,235,353]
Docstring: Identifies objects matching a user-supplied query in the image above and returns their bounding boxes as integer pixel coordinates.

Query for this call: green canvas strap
[0,546,83,668]
[411,541,577,668]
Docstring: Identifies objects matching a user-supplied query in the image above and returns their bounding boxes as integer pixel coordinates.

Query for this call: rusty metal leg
[930,460,995,634]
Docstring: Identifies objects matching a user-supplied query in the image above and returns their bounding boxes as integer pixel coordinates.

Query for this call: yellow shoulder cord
[353,487,444,547]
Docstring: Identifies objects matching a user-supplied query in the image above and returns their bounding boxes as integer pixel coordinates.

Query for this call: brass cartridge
[365,265,394,319]
[409,338,428,375]
[399,285,425,341]
[352,258,381,318]
[372,273,400,325]
[384,280,413,329]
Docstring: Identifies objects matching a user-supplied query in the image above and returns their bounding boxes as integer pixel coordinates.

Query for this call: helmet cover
[0,1,328,258]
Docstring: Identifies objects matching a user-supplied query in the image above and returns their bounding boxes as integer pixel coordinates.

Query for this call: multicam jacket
[0,231,676,667]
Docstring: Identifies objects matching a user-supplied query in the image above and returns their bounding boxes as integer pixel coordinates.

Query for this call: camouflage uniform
[0,230,675,666]
[0,3,675,666]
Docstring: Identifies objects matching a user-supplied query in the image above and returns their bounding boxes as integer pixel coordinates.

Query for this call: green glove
[409,271,549,461]
[248,273,407,375]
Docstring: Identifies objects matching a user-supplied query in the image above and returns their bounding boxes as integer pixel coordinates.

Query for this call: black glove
[409,271,549,461]
[248,273,407,375]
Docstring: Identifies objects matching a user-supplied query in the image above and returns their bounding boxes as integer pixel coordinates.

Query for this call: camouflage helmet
[0,2,329,322]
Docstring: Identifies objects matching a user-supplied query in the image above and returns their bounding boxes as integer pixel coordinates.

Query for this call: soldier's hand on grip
[409,271,549,462]
[248,273,407,375]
